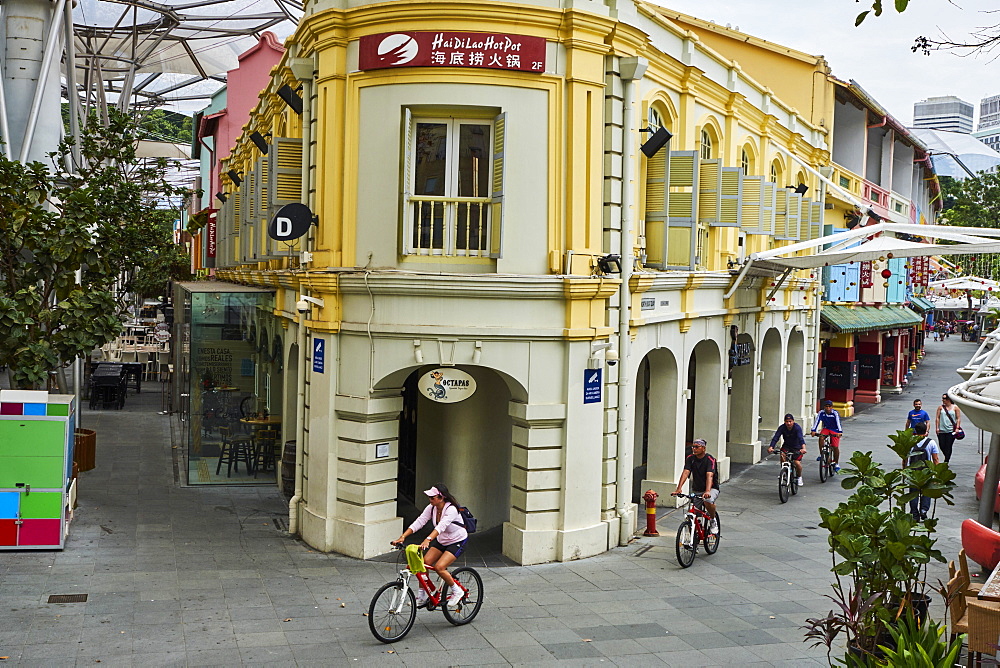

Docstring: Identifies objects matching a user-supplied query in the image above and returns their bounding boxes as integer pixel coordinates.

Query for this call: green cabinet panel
[0,457,65,488]
[19,492,64,519]
[0,421,66,457]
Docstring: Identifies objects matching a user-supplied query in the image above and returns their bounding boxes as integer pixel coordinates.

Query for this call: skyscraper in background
[974,93,1000,154]
[913,96,975,134]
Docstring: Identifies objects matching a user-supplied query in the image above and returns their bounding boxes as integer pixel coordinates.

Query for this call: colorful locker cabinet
[0,390,75,550]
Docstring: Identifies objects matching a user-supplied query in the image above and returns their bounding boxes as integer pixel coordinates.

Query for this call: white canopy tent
[725,222,1000,298]
[929,276,1000,292]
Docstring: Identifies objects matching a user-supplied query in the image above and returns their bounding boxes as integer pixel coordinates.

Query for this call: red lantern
[881,268,892,279]
[887,252,894,259]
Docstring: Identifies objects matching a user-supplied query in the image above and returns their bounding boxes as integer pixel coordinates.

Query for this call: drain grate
[272,517,288,532]
[48,594,88,604]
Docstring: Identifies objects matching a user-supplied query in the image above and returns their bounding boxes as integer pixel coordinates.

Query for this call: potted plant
[804,429,957,663]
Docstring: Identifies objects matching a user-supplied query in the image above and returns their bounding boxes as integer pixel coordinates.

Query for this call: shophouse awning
[908,296,936,314]
[821,305,923,333]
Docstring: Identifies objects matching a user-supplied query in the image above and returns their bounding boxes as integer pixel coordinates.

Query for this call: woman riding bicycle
[391,484,469,608]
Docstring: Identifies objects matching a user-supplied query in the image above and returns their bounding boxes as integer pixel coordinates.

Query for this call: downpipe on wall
[616,57,648,547]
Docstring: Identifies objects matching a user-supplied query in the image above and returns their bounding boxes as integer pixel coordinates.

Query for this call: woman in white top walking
[935,394,962,463]
[392,484,469,607]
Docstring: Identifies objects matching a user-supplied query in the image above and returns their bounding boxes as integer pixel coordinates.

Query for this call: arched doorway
[394,366,515,532]
[687,340,723,451]
[785,329,806,420]
[282,341,299,448]
[759,328,784,430]
[633,348,679,502]
[726,332,757,461]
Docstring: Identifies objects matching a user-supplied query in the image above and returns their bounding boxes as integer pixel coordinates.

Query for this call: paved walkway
[0,337,988,666]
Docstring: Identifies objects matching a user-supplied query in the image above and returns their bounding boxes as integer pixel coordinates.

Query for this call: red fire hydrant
[643,489,659,537]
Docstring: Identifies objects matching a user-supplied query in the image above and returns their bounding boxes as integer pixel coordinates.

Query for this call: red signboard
[910,255,930,287]
[359,32,546,73]
[860,261,873,288]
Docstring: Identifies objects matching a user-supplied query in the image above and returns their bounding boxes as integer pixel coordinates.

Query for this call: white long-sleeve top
[408,502,469,546]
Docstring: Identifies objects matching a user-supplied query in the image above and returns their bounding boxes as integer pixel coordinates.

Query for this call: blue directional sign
[583,368,602,404]
[313,338,325,373]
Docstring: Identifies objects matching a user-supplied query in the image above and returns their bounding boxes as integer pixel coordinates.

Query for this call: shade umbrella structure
[929,276,1000,292]
[69,0,301,113]
[725,222,1000,298]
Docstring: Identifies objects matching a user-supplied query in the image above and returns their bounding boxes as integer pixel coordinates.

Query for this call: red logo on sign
[359,32,546,73]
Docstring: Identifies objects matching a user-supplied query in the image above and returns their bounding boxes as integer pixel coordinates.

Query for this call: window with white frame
[700,128,713,160]
[403,112,505,258]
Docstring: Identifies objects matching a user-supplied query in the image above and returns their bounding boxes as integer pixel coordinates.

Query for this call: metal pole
[63,0,81,168]
[19,0,66,163]
[979,433,1000,529]
[0,2,12,159]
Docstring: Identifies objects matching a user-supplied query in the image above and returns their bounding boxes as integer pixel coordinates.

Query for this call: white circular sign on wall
[418,368,477,404]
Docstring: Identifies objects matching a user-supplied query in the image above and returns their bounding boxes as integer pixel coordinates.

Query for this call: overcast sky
[649,0,999,127]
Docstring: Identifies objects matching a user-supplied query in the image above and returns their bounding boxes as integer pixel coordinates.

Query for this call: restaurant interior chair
[967,598,1000,666]
[253,429,279,477]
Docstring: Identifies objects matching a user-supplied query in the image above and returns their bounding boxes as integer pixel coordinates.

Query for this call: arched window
[741,149,749,175]
[648,108,664,131]
[770,160,782,185]
[700,128,713,160]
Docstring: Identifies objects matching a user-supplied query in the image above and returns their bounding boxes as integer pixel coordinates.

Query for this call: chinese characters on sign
[359,32,547,73]
[909,256,930,288]
[859,261,873,288]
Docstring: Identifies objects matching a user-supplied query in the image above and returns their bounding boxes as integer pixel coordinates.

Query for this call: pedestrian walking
[905,399,931,432]
[902,422,940,521]
[935,393,962,463]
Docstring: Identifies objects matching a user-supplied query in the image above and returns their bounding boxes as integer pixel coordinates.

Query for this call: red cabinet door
[17,519,61,546]
[0,519,17,545]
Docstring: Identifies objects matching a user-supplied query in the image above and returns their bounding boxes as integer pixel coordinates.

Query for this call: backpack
[908,438,931,467]
[454,506,477,534]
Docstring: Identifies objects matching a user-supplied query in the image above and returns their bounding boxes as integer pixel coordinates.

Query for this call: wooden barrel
[281,440,296,499]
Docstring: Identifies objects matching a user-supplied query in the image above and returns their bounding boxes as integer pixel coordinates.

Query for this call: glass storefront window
[174,283,280,485]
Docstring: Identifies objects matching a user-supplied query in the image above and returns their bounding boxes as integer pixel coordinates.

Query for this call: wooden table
[240,416,282,428]
[978,558,1000,601]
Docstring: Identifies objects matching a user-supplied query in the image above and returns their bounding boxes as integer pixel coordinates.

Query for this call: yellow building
[201,0,832,564]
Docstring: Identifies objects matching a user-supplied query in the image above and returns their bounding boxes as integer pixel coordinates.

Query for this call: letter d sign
[268,202,313,241]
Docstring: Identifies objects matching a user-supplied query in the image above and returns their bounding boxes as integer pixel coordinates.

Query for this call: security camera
[606,349,619,366]
[296,295,325,313]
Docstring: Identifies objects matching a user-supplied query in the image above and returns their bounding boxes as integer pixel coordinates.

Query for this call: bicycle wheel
[368,582,416,643]
[778,467,790,503]
[791,468,799,495]
[442,567,484,625]
[704,514,720,554]
[818,446,829,483]
[675,519,697,568]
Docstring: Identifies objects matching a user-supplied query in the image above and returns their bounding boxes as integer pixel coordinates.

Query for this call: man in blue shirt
[906,399,931,432]
[812,400,844,473]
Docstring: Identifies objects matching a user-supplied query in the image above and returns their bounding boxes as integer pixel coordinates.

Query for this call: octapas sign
[417,368,477,404]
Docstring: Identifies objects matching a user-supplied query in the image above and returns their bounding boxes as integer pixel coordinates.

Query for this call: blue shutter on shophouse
[886,257,906,302]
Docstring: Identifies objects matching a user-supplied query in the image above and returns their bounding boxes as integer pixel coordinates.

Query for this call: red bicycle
[368,544,483,643]
[671,492,720,568]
